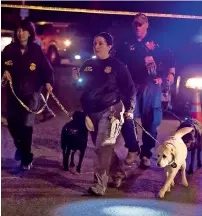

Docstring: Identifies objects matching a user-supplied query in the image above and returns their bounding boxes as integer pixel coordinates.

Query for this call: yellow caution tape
[1,4,202,19]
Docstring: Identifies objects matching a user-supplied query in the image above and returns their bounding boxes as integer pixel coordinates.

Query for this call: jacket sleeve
[40,48,54,86]
[1,45,13,77]
[116,61,137,112]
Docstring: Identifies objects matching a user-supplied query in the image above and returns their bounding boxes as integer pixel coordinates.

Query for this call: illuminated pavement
[1,113,202,216]
[53,199,202,216]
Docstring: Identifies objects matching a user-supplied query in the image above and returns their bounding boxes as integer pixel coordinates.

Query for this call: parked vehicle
[1,29,13,51]
[172,42,202,117]
[35,22,95,65]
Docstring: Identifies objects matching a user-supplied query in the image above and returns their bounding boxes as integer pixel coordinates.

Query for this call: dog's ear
[165,144,177,157]
[170,147,176,156]
[156,144,164,153]
[169,148,177,168]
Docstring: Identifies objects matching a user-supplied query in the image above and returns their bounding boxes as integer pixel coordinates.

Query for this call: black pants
[121,119,140,153]
[6,91,40,166]
[7,120,33,166]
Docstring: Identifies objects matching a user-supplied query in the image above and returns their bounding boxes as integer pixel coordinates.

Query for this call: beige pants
[88,101,125,195]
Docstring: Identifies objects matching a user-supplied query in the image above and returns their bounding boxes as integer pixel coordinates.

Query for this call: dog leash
[133,102,182,146]
[133,119,161,145]
[2,71,180,145]
[133,107,182,146]
[1,72,72,118]
[1,73,50,114]
[131,83,182,146]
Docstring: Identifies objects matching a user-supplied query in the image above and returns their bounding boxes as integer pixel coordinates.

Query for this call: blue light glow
[103,206,165,216]
[52,199,202,216]
[78,78,83,82]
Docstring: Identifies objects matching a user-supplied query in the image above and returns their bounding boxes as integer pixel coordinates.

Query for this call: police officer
[72,32,137,195]
[117,13,175,168]
[1,34,55,125]
[2,19,54,170]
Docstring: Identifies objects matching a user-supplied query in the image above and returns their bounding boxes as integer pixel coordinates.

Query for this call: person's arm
[1,45,12,76]
[167,68,175,85]
[166,48,176,85]
[116,61,137,113]
[1,45,14,83]
[40,48,54,92]
[159,46,175,85]
[72,60,89,90]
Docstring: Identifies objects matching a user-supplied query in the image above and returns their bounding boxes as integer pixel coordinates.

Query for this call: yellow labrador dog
[156,127,193,198]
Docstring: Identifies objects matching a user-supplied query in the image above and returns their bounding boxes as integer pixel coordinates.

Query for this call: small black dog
[177,118,202,174]
[61,111,88,173]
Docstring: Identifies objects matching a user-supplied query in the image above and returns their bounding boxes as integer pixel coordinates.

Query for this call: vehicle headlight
[1,37,12,51]
[75,55,81,60]
[64,39,71,47]
[185,77,202,89]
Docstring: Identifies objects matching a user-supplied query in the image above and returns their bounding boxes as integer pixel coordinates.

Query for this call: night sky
[2,1,202,55]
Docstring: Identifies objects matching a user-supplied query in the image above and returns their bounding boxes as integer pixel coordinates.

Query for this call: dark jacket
[2,42,54,126]
[116,34,175,86]
[75,56,137,114]
[2,42,54,96]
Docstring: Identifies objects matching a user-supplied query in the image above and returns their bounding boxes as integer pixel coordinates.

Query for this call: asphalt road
[1,114,202,216]
[1,66,202,216]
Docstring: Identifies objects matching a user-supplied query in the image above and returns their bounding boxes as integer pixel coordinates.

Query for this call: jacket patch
[104,66,112,73]
[130,45,135,51]
[30,63,36,71]
[5,60,13,66]
[84,66,93,72]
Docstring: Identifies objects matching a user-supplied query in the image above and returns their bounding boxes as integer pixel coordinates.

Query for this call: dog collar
[169,158,177,168]
[167,153,177,168]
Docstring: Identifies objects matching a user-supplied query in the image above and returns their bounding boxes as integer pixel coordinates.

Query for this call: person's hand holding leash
[166,73,174,85]
[154,77,163,85]
[46,83,53,93]
[4,70,12,81]
[124,111,134,120]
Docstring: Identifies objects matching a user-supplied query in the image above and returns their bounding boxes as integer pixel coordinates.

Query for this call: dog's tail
[174,127,194,138]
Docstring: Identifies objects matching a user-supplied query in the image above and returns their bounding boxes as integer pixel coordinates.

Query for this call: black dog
[177,118,202,174]
[61,111,88,173]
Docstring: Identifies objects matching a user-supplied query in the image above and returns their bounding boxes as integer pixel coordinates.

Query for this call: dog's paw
[157,190,165,199]
[167,186,171,192]
[182,181,188,187]
[171,181,175,187]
